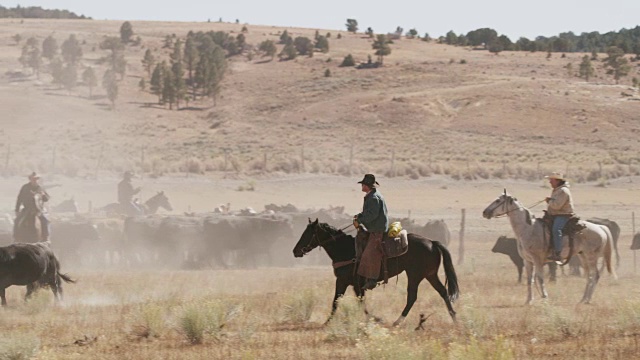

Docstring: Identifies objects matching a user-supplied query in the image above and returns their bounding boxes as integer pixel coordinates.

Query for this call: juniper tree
[61,63,77,91]
[82,66,97,98]
[340,54,355,67]
[61,34,82,65]
[120,21,133,43]
[603,46,631,84]
[183,37,198,94]
[102,69,118,109]
[315,35,329,53]
[150,62,166,103]
[293,37,313,56]
[42,35,58,61]
[258,40,277,60]
[372,34,391,64]
[279,43,297,60]
[141,49,155,77]
[579,55,594,82]
[346,19,358,33]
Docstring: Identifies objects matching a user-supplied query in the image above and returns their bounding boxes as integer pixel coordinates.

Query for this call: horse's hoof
[392,315,406,327]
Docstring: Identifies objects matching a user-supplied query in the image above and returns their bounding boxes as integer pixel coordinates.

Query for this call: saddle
[379,229,409,285]
[542,211,586,265]
[382,230,409,259]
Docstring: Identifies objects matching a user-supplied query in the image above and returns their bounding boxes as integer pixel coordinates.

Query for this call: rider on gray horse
[15,172,50,241]
[118,171,143,216]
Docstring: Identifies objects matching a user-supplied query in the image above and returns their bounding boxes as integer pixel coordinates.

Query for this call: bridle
[299,223,352,255]
[489,191,545,219]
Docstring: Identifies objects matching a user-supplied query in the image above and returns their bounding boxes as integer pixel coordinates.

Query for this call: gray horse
[482,190,615,305]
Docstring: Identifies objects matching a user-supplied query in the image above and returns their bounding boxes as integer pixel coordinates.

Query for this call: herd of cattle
[0,203,452,270]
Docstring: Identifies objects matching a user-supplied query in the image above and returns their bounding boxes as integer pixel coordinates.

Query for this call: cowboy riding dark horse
[14,172,50,242]
[354,174,389,291]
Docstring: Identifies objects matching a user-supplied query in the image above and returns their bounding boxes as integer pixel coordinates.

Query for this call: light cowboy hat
[545,172,566,181]
[28,172,41,180]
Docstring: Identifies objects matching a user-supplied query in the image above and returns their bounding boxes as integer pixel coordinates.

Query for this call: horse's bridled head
[293,219,319,257]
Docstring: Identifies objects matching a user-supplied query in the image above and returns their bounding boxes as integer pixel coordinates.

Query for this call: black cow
[392,218,451,247]
[492,236,557,283]
[50,220,100,267]
[631,233,640,250]
[0,242,75,306]
[202,213,293,268]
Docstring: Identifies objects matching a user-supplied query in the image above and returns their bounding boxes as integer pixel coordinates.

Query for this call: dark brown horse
[292,219,459,326]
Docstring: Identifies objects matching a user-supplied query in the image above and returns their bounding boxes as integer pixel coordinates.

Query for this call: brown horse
[292,219,459,326]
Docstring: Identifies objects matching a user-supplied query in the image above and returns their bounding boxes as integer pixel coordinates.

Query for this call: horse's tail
[601,225,616,279]
[58,272,76,284]
[434,241,459,302]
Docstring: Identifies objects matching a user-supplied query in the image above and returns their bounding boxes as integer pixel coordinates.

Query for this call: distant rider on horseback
[118,171,142,216]
[545,172,575,261]
[15,172,50,241]
[354,174,389,290]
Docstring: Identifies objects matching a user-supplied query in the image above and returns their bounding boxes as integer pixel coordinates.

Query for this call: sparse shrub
[324,69,331,77]
[132,303,166,339]
[236,180,256,192]
[340,54,355,67]
[178,300,240,344]
[360,336,445,360]
[325,296,366,343]
[0,333,40,360]
[281,289,316,323]
[460,59,467,64]
[448,336,515,360]
[22,289,51,315]
[181,158,204,174]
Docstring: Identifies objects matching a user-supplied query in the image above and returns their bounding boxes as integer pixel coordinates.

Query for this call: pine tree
[315,36,329,53]
[603,46,631,84]
[50,58,64,85]
[42,35,58,61]
[340,54,355,67]
[345,19,358,33]
[279,30,292,45]
[82,66,97,98]
[293,37,313,56]
[61,34,82,65]
[258,40,277,60]
[120,21,133,43]
[372,34,391,64]
[150,62,166,103]
[279,43,297,60]
[102,69,118,109]
[61,63,77,91]
[141,49,155,77]
[184,37,199,90]
[579,55,594,82]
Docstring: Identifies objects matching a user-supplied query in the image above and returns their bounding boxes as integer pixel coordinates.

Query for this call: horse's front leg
[325,277,349,325]
[525,261,534,305]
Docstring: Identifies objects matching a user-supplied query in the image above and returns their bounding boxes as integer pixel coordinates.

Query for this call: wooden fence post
[458,208,466,265]
[633,211,636,274]
[300,146,305,173]
[4,144,11,173]
[390,150,396,177]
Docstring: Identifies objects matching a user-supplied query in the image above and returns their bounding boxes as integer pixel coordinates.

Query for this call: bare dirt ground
[1,18,640,359]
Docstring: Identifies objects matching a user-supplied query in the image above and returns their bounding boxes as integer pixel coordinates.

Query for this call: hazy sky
[7,1,640,40]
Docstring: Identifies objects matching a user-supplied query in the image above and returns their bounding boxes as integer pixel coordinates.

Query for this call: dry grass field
[0,175,639,359]
[1,18,640,359]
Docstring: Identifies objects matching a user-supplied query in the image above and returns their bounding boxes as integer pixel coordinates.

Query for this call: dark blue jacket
[357,188,389,233]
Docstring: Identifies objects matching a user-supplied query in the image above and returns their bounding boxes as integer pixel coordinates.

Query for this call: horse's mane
[318,222,349,238]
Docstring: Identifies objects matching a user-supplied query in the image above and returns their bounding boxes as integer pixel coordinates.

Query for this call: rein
[492,198,546,218]
[300,224,357,269]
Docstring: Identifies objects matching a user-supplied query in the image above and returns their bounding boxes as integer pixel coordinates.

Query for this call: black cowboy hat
[357,174,379,187]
